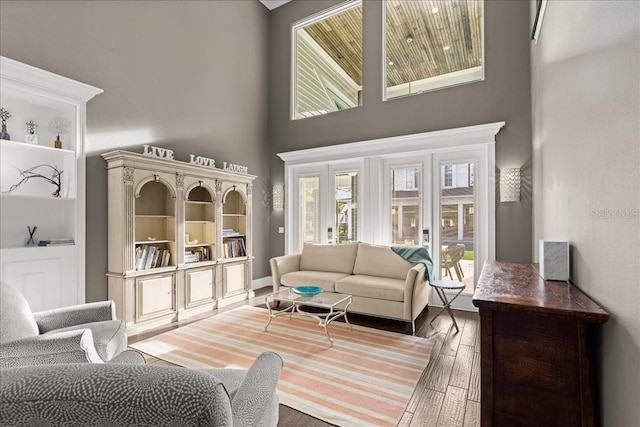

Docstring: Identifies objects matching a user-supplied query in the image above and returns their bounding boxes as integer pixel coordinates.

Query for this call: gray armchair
[0,351,283,426]
[0,281,137,368]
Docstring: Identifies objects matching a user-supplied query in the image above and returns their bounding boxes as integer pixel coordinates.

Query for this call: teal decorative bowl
[291,286,323,297]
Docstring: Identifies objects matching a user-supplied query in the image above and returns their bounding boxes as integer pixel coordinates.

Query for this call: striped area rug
[130,305,435,427]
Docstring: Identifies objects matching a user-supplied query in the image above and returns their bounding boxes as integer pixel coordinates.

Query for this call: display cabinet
[0,56,102,311]
[103,150,255,333]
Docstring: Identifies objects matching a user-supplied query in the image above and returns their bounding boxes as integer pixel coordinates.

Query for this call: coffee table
[264,288,352,346]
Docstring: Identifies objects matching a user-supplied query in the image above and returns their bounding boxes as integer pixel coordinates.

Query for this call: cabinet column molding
[123,179,136,273]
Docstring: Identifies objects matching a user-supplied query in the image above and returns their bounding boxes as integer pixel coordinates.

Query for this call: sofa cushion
[44,319,127,362]
[299,243,359,275]
[0,364,233,426]
[281,271,350,292]
[353,243,413,280]
[0,282,39,344]
[335,275,406,302]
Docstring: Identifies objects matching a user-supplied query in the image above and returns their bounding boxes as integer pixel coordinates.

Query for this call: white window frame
[291,0,363,120]
[433,151,491,294]
[381,0,486,101]
[287,160,363,253]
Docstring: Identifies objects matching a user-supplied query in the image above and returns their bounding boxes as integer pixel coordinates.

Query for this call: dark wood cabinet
[472,261,609,427]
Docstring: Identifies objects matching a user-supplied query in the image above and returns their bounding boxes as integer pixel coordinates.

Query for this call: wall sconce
[500,168,521,202]
[273,184,284,209]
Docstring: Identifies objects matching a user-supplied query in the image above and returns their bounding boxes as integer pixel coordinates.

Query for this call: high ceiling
[302,0,483,87]
[258,0,291,10]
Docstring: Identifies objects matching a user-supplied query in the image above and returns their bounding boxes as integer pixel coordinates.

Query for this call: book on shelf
[38,239,75,246]
[184,246,210,264]
[223,237,246,258]
[135,245,170,270]
[184,250,202,264]
[222,229,242,237]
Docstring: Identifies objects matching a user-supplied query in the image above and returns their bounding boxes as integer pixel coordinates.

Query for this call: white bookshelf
[0,56,102,311]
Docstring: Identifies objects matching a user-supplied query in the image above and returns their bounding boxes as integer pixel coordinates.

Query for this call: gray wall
[267,0,532,262]
[0,0,270,302]
[531,1,640,424]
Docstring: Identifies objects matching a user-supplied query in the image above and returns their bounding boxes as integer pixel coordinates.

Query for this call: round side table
[429,279,465,333]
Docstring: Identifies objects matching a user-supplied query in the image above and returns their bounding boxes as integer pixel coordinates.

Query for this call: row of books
[135,245,171,270]
[38,238,75,246]
[185,246,211,264]
[223,237,246,258]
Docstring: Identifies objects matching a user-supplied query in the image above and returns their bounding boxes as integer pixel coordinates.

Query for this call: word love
[189,154,216,168]
[223,162,248,174]
[143,144,174,159]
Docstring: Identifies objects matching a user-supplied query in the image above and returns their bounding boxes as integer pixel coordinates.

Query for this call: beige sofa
[269,242,430,333]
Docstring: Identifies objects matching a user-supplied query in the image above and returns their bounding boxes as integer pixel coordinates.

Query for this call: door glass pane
[335,172,358,244]
[391,166,420,246]
[299,176,320,248]
[440,162,475,294]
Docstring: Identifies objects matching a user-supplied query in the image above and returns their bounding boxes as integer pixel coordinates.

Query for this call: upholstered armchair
[0,351,283,426]
[0,282,138,368]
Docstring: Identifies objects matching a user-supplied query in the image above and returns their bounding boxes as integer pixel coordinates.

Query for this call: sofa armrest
[403,264,429,320]
[231,351,283,427]
[270,254,301,291]
[33,301,117,333]
[0,329,103,368]
[108,349,147,365]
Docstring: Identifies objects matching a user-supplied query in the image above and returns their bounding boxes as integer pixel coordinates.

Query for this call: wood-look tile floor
[128,288,481,427]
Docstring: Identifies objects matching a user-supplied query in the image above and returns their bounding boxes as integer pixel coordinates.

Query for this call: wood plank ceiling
[303,0,483,88]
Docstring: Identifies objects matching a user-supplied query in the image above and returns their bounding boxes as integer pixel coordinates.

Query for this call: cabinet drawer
[186,268,215,307]
[136,273,175,321]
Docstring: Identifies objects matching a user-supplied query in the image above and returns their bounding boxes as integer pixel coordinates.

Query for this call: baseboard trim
[252,276,272,290]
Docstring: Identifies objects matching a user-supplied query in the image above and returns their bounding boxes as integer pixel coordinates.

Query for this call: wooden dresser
[472,261,609,427]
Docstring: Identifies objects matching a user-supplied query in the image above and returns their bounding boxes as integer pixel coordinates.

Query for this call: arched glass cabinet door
[134,180,176,270]
[184,185,216,264]
[222,188,247,259]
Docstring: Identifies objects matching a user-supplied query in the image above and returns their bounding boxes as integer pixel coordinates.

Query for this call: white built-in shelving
[0,56,102,311]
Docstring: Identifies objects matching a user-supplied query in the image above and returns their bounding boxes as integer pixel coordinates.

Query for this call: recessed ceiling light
[388,61,394,66]
[406,36,413,43]
[432,7,439,14]
[444,46,450,51]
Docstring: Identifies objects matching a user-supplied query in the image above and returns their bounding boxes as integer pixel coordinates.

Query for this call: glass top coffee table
[264,288,352,346]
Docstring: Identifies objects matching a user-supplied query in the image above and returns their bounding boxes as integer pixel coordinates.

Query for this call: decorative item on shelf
[38,238,74,246]
[0,107,11,140]
[48,116,71,149]
[3,164,63,197]
[25,226,38,247]
[25,120,38,145]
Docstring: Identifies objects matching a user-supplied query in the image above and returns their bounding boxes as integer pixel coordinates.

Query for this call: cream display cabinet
[102,150,255,334]
[0,56,102,311]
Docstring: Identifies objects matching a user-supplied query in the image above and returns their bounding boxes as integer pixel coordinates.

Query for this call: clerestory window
[291,0,363,120]
[383,0,484,100]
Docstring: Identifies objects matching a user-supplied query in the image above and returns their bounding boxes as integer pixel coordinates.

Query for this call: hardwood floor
[128,288,481,427]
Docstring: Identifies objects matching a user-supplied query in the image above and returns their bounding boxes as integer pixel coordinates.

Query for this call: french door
[280,122,502,312]
[290,162,362,253]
